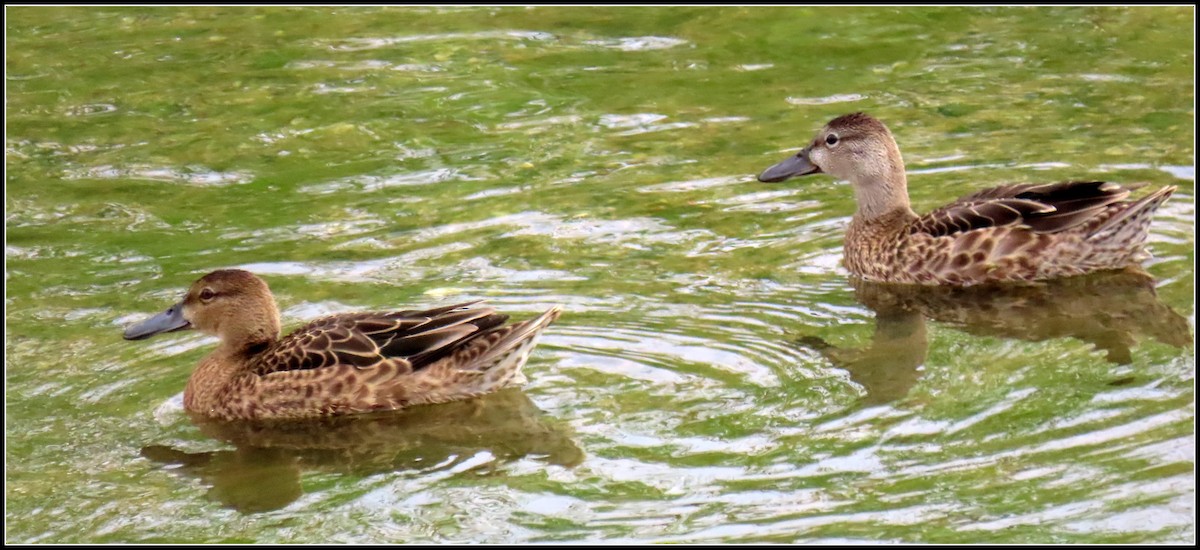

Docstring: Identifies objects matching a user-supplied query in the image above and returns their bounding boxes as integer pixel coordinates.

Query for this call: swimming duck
[757,112,1176,285]
[123,269,562,421]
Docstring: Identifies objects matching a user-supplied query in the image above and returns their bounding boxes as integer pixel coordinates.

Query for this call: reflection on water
[140,388,583,513]
[799,269,1193,406]
[797,310,929,407]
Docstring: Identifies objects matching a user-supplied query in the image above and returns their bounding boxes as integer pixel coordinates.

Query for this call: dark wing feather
[912,181,1130,237]
[911,198,1054,237]
[252,301,509,376]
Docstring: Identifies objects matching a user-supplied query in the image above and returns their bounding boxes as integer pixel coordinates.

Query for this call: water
[5,6,1194,543]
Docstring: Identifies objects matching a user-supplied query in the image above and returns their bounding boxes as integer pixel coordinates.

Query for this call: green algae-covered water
[5,6,1194,543]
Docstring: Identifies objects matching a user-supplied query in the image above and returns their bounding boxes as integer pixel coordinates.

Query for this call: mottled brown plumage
[757,112,1176,285]
[123,269,562,421]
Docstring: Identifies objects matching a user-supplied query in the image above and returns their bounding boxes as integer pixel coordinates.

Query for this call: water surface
[5,6,1194,544]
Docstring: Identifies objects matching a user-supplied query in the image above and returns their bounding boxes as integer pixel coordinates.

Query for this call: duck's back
[254,302,510,376]
[846,181,1175,285]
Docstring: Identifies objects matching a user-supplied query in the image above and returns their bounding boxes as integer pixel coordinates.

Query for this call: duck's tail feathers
[461,305,562,388]
[1087,185,1175,241]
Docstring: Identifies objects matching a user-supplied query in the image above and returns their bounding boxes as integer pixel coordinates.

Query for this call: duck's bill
[757,148,822,182]
[123,302,191,340]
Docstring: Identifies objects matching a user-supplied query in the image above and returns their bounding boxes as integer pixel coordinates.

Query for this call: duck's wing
[251,301,509,377]
[911,181,1131,237]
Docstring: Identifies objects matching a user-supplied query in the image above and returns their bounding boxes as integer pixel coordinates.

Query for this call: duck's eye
[825,134,839,146]
[199,288,216,302]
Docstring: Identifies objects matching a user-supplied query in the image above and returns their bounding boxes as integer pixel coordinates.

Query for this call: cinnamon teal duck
[757,112,1176,285]
[123,269,562,421]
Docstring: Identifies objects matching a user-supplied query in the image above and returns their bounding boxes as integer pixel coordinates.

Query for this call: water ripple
[299,168,479,194]
[583,36,688,51]
[317,30,557,51]
[62,164,253,186]
[785,94,867,105]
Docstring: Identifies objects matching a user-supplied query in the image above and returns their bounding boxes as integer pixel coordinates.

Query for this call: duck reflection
[141,387,583,513]
[797,268,1193,406]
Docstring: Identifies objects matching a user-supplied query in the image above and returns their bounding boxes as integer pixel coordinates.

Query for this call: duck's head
[758,112,910,219]
[124,269,281,347]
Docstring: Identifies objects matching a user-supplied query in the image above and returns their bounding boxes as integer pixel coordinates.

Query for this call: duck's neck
[849,145,916,223]
[211,326,278,377]
[183,321,279,418]
[183,340,275,417]
[216,306,281,351]
[221,329,278,353]
[183,349,240,416]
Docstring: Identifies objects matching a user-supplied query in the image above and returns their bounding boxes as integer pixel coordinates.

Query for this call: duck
[123,269,562,421]
[757,112,1176,285]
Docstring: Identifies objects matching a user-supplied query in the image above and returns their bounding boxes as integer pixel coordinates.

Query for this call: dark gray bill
[757,147,822,182]
[123,301,191,340]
